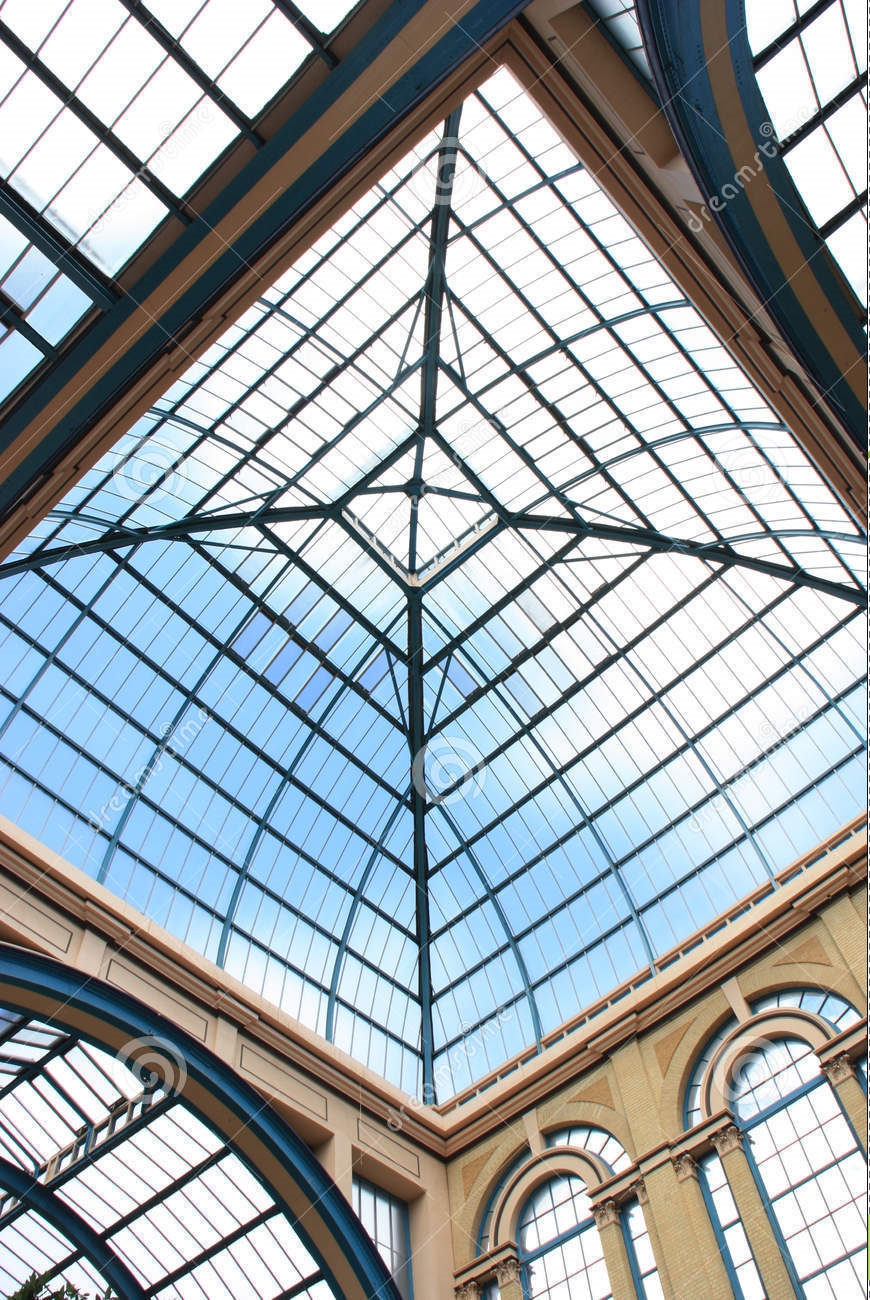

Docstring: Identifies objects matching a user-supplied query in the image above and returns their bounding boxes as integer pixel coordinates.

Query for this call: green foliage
[5,1276,114,1300]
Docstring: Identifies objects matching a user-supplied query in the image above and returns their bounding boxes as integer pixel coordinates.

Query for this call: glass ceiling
[746,0,867,307]
[0,0,359,405]
[0,67,865,1103]
[583,1,652,84]
[0,1003,341,1298]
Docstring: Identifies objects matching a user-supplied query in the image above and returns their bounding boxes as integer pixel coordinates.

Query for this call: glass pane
[0,65,864,1103]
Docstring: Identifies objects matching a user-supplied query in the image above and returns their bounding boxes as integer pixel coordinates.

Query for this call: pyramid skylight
[0,66,865,1103]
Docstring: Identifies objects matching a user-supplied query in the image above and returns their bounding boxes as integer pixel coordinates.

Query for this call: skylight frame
[0,0,357,419]
[0,1004,341,1299]
[746,0,867,307]
[0,28,864,1108]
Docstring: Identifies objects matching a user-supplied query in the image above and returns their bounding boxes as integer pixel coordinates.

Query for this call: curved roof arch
[636,0,866,440]
[0,1156,149,1300]
[0,65,865,1103]
[0,943,400,1300]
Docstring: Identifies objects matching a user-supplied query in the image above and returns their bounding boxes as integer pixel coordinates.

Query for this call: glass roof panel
[0,204,99,401]
[0,0,320,275]
[293,0,361,32]
[746,0,868,306]
[0,0,352,413]
[0,66,865,1103]
[0,1006,340,1298]
[583,0,653,83]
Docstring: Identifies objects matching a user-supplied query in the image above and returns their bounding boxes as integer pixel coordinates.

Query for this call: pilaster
[709,1121,797,1298]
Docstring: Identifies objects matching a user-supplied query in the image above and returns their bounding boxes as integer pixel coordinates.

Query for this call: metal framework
[748,0,867,307]
[0,64,865,1105]
[636,0,866,441]
[0,0,358,411]
[0,944,399,1300]
[0,0,528,521]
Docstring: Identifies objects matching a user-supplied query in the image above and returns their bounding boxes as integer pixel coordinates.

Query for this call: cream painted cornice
[0,811,863,1155]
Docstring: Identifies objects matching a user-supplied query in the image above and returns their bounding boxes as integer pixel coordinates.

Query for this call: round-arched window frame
[518,1172,612,1300]
[728,1035,866,1295]
[687,1015,866,1298]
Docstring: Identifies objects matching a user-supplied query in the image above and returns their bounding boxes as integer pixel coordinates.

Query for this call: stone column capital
[591,1197,620,1229]
[672,1151,698,1182]
[710,1123,744,1156]
[821,1052,856,1086]
[455,1284,482,1300]
[494,1256,522,1286]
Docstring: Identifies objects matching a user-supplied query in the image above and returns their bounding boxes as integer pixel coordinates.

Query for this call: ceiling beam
[0,0,527,541]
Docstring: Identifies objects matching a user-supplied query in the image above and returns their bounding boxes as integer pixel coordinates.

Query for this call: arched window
[688,1007,866,1298]
[518,1173,612,1299]
[546,1127,662,1297]
[510,1127,663,1298]
[685,986,862,1127]
[731,1036,865,1295]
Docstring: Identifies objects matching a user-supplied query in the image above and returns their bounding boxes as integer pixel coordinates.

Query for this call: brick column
[640,1155,734,1298]
[820,1053,866,1147]
[630,1171,670,1294]
[591,1196,636,1296]
[710,1123,797,1298]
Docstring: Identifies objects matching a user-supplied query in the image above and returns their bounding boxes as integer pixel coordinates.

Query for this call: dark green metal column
[407,591,435,1099]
